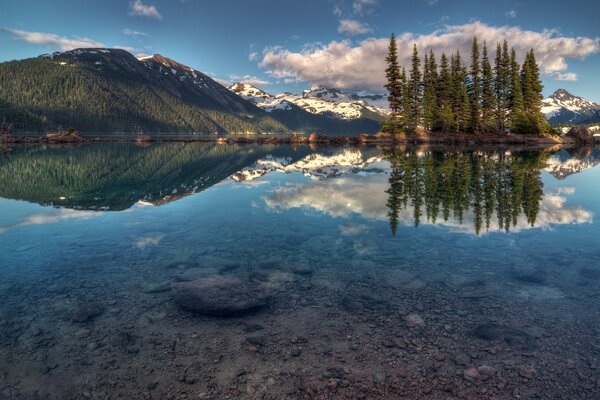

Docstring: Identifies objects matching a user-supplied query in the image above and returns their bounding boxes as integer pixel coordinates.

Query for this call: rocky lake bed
[1,143,599,399]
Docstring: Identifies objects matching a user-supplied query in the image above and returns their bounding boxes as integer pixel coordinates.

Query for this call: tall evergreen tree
[468,37,482,133]
[450,51,470,132]
[406,44,422,132]
[422,50,438,131]
[521,50,548,134]
[508,48,525,131]
[384,33,403,133]
[400,67,410,130]
[480,42,496,133]
[494,40,511,133]
[435,53,454,132]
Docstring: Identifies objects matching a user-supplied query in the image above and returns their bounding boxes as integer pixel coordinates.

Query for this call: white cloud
[128,0,162,20]
[549,71,578,81]
[505,9,517,19]
[248,51,258,61]
[352,0,377,15]
[333,4,343,16]
[123,28,148,37]
[259,21,599,93]
[338,19,372,36]
[424,0,439,5]
[0,27,105,51]
[228,74,271,86]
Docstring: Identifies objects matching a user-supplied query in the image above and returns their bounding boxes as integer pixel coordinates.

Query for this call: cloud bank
[1,27,105,51]
[260,21,599,93]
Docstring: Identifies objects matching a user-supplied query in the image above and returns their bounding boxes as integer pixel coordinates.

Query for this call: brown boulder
[565,126,593,144]
[171,275,270,316]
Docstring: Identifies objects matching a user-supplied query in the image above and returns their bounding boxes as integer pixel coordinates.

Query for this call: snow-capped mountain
[228,83,390,120]
[542,89,600,125]
[230,149,385,182]
[227,83,293,112]
[544,149,600,180]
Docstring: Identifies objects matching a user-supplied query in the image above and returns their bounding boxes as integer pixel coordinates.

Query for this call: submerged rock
[472,323,537,351]
[71,303,105,322]
[512,265,547,284]
[171,275,270,316]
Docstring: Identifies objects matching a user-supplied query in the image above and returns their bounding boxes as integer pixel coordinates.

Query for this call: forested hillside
[0,49,287,134]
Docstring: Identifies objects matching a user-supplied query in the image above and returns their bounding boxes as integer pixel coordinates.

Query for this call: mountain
[230,148,385,182]
[542,89,600,125]
[0,49,287,134]
[230,83,389,120]
[228,83,382,135]
[544,148,600,180]
[0,143,311,210]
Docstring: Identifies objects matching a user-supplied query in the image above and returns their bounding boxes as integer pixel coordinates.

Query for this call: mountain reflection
[384,149,545,235]
[0,143,311,210]
[263,147,592,235]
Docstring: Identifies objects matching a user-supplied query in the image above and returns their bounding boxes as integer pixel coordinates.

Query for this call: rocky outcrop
[46,130,84,143]
[565,126,593,144]
[171,275,270,316]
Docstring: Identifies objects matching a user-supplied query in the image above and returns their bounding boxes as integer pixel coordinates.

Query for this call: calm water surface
[0,143,599,399]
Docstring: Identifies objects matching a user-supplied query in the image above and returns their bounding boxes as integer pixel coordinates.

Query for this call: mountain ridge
[0,48,288,134]
[542,89,600,125]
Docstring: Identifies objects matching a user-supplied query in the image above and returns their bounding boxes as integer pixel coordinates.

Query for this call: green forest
[0,50,287,134]
[383,149,548,235]
[383,36,549,135]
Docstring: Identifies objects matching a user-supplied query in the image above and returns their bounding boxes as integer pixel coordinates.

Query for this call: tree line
[384,36,549,135]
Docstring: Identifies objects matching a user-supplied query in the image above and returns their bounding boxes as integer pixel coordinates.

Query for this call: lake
[0,143,599,399]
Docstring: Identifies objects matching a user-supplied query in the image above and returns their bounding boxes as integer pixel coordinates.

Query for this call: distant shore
[1,130,593,148]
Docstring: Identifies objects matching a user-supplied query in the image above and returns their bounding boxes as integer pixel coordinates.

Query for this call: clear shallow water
[0,143,599,399]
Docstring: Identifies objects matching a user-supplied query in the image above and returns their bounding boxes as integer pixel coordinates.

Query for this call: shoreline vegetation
[0,129,592,148]
[381,36,550,137]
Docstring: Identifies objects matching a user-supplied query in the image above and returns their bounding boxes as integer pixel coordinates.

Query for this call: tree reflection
[383,148,546,235]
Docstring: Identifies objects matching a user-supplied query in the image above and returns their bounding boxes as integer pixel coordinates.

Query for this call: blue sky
[1,0,599,100]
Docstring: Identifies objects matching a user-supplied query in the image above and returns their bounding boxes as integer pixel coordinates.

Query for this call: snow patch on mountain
[544,149,600,180]
[230,149,383,182]
[229,83,390,119]
[542,89,600,125]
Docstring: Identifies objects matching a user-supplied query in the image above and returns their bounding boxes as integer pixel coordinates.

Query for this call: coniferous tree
[480,42,496,133]
[521,50,548,134]
[400,67,410,130]
[435,53,454,132]
[406,44,422,132]
[508,48,525,131]
[450,51,470,132]
[384,33,403,133]
[468,37,482,133]
[494,41,511,133]
[422,50,438,131]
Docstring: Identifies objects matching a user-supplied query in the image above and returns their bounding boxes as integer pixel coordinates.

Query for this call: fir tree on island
[383,35,549,135]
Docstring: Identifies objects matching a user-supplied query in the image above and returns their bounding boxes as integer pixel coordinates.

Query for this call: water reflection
[0,143,311,210]
[263,147,593,235]
[384,149,545,235]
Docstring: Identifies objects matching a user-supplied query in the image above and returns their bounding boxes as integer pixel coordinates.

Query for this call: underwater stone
[171,275,269,316]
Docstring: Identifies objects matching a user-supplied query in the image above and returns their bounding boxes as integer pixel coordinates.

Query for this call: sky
[1,0,600,101]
